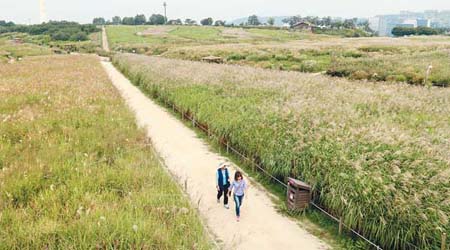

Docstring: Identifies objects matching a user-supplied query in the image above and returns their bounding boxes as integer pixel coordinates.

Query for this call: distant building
[369,13,435,36]
[401,19,418,28]
[417,18,431,27]
[291,21,315,31]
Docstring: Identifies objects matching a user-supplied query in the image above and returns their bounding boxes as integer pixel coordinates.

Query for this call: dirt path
[102,26,109,52]
[101,60,329,250]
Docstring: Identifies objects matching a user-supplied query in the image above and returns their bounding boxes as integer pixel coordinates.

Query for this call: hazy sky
[1,0,449,24]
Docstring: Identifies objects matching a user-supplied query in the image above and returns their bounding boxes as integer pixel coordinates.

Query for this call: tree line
[92,14,228,26]
[392,26,449,36]
[0,21,99,41]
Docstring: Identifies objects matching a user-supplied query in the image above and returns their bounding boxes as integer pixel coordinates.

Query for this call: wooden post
[192,117,195,127]
[184,179,187,192]
[226,142,229,154]
[339,217,343,235]
[442,232,447,250]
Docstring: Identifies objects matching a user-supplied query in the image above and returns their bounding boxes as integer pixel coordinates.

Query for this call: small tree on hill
[149,14,166,25]
[267,17,275,26]
[200,17,213,26]
[247,15,261,26]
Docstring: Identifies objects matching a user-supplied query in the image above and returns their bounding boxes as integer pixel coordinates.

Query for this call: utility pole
[163,2,167,24]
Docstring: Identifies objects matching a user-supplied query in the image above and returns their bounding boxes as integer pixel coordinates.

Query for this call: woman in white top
[229,171,248,222]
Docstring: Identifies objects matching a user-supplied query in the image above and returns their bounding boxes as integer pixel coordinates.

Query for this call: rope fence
[155,95,437,250]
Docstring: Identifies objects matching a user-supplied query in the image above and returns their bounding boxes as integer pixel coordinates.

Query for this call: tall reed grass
[114,53,450,249]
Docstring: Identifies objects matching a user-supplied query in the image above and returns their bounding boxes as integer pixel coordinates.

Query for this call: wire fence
[155,95,439,250]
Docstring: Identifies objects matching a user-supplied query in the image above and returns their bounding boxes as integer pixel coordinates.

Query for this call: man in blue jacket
[216,162,231,209]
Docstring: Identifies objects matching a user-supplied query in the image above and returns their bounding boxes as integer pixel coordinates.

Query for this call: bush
[246,54,269,62]
[289,64,302,71]
[227,53,246,61]
[69,32,88,41]
[51,31,70,41]
[343,50,363,58]
[350,70,370,80]
[300,60,318,72]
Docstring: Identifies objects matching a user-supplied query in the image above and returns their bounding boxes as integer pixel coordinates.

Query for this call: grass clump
[0,55,211,249]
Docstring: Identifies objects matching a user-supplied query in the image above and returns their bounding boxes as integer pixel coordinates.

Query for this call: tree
[343,19,356,29]
[200,17,213,26]
[112,16,121,25]
[392,27,416,36]
[282,16,302,26]
[134,14,147,25]
[417,27,439,35]
[184,19,197,25]
[51,31,70,41]
[247,15,261,26]
[149,14,166,25]
[70,31,88,41]
[267,17,275,26]
[92,17,106,25]
[122,17,135,25]
[323,16,332,27]
[0,20,14,27]
[214,20,225,26]
[167,19,182,25]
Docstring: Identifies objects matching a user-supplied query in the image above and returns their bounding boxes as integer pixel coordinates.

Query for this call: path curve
[101,60,329,250]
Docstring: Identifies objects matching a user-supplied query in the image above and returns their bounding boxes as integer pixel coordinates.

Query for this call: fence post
[339,217,343,235]
[192,116,195,127]
[184,179,188,192]
[226,142,229,154]
[442,232,447,250]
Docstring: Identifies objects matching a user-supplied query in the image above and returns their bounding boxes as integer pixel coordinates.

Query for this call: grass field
[106,25,319,54]
[0,34,53,62]
[106,25,450,87]
[114,53,450,250]
[0,55,211,249]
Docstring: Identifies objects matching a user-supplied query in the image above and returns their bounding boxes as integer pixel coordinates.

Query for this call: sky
[1,0,449,24]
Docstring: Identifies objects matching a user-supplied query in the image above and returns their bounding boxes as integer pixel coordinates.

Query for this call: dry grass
[115,53,450,249]
[0,55,211,249]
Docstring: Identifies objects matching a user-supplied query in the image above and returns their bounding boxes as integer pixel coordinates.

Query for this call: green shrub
[227,53,246,61]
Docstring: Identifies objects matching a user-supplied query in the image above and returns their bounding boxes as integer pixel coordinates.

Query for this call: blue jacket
[217,168,230,188]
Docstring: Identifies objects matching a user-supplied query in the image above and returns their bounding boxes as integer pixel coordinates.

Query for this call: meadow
[106,25,320,54]
[0,33,53,62]
[0,55,211,249]
[106,25,450,87]
[114,53,450,250]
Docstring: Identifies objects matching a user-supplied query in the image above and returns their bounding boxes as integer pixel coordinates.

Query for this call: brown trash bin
[287,177,311,210]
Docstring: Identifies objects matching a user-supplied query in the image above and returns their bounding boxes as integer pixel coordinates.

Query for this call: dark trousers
[217,185,229,205]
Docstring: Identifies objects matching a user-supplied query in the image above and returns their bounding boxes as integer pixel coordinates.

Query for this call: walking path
[101,60,329,250]
[102,26,109,52]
